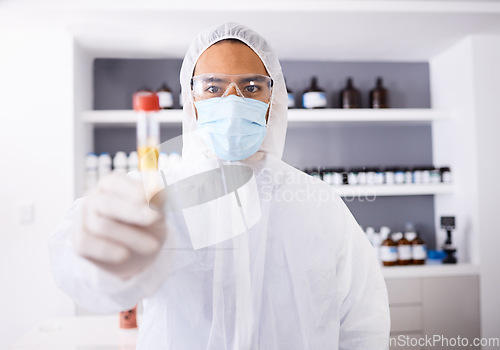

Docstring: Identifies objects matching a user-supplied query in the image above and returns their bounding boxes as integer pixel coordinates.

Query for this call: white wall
[430,37,480,264]
[0,21,76,349]
[471,35,500,346]
[430,34,500,345]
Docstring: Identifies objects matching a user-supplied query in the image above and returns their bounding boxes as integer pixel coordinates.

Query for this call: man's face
[193,41,270,121]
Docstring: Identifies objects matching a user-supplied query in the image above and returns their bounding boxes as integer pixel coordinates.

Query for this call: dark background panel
[93,58,438,246]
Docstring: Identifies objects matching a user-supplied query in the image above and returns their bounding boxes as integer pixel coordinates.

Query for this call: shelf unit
[83,108,454,198]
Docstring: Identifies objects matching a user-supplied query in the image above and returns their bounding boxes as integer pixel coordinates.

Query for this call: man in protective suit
[49,22,390,349]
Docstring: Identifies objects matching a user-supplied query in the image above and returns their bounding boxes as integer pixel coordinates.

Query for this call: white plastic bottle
[113,151,128,173]
[84,153,98,193]
[365,226,375,245]
[98,153,112,179]
[128,151,139,172]
[168,152,182,167]
[372,231,382,265]
[158,152,169,170]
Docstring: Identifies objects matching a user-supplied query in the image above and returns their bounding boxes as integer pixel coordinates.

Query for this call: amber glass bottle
[397,233,412,265]
[340,77,361,109]
[370,77,389,108]
[380,227,398,266]
[286,79,296,108]
[156,82,174,109]
[302,77,327,109]
[411,232,427,265]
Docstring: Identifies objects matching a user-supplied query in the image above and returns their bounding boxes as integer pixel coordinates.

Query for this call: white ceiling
[2,1,500,61]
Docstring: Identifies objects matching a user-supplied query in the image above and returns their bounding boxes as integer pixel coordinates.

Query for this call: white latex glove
[73,172,167,280]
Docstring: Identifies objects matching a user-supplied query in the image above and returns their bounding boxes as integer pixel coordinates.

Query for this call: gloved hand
[73,172,167,280]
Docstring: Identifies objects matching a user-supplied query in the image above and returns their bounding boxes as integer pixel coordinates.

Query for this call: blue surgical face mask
[195,95,268,161]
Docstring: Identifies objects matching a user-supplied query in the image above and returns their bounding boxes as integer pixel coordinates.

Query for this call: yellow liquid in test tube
[137,146,159,171]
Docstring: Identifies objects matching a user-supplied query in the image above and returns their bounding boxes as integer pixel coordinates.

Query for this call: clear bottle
[366,167,376,185]
[412,166,423,184]
[394,167,405,184]
[98,153,112,179]
[127,151,139,172]
[322,168,332,185]
[384,167,395,185]
[397,231,413,265]
[374,167,385,185]
[168,152,182,167]
[357,168,367,185]
[370,77,389,109]
[331,168,345,186]
[440,166,452,183]
[421,166,432,184]
[380,226,398,266]
[158,152,169,170]
[430,167,441,184]
[340,77,361,109]
[84,153,98,193]
[404,167,413,184]
[347,167,359,185]
[156,82,174,110]
[302,77,327,109]
[112,151,128,174]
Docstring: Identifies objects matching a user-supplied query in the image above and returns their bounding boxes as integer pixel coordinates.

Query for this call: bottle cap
[380,226,391,240]
[133,91,160,112]
[393,232,403,242]
[406,232,417,241]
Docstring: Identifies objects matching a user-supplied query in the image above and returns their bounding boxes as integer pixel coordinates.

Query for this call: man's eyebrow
[201,77,226,83]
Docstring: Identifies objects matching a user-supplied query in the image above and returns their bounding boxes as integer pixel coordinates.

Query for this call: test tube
[133,91,162,209]
[133,91,160,171]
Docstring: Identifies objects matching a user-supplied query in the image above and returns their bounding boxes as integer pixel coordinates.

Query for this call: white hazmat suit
[49,22,390,349]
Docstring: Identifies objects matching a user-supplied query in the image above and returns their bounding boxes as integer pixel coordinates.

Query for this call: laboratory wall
[0,24,76,349]
[472,35,500,343]
[430,34,500,345]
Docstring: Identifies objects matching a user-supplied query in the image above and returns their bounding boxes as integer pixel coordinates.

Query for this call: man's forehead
[194,41,267,76]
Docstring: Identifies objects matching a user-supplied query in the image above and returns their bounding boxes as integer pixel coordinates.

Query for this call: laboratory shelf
[82,108,451,127]
[332,183,454,197]
[286,108,451,125]
[382,263,480,279]
[82,109,184,125]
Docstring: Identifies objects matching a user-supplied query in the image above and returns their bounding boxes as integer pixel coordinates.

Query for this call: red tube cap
[133,91,160,112]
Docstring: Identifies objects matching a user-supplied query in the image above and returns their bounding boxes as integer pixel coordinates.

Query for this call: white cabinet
[386,274,480,350]
[422,276,480,345]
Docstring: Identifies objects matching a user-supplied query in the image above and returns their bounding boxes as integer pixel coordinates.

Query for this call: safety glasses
[191,73,273,103]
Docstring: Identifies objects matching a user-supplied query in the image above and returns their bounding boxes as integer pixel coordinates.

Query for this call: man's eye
[206,86,221,93]
[244,85,259,93]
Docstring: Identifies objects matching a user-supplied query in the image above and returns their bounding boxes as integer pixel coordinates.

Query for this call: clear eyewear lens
[192,74,273,102]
